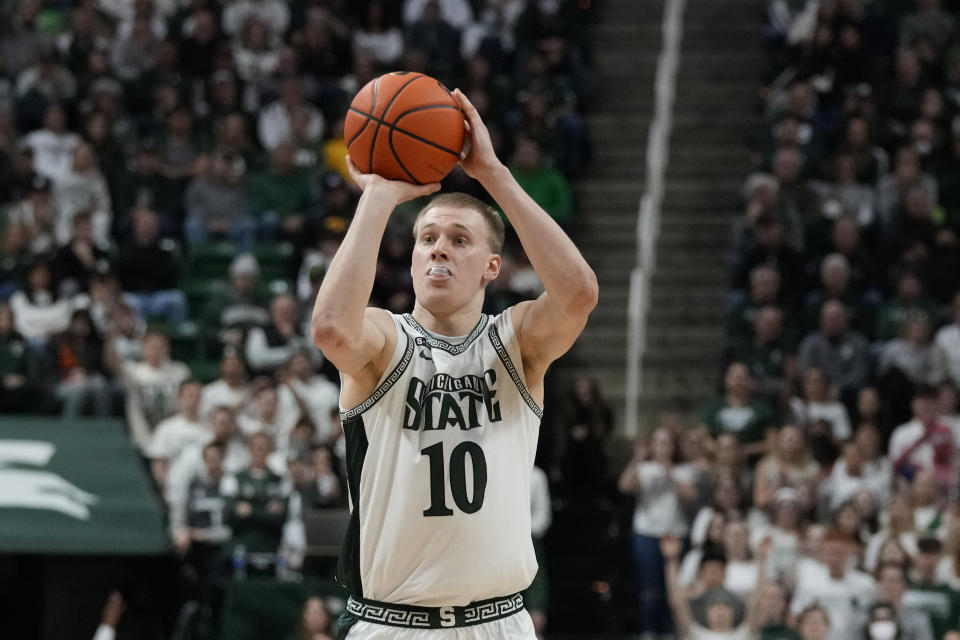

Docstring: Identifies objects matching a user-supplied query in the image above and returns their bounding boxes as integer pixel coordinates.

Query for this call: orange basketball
[344,71,465,184]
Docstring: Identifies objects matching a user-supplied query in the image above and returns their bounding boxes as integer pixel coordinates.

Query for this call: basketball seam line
[366,76,381,173]
[388,129,421,184]
[348,106,462,158]
[366,74,426,176]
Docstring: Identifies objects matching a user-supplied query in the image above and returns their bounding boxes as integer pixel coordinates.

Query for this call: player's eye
[456,237,466,245]
[423,235,433,243]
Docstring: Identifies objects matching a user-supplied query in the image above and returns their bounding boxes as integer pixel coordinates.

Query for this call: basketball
[344,71,466,184]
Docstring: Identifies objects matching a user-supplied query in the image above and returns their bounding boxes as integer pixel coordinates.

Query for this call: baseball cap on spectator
[229,253,260,277]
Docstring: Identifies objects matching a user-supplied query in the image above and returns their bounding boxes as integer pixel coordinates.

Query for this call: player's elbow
[567,270,599,314]
[311,313,349,351]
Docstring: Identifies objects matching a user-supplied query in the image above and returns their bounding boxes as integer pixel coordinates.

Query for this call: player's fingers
[452,89,479,120]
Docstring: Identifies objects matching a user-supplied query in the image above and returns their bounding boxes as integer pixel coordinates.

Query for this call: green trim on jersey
[340,331,414,420]
[488,325,543,418]
[337,414,370,598]
[402,313,490,354]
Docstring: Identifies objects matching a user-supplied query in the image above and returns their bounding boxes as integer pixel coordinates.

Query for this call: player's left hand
[451,89,503,182]
[346,155,440,206]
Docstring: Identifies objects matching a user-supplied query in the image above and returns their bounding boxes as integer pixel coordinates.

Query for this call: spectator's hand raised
[660,535,681,561]
[101,590,126,630]
[451,89,502,182]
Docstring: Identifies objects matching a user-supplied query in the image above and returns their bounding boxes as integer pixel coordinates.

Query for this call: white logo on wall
[0,440,99,520]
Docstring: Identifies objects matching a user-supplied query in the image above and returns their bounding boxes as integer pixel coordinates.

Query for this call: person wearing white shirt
[822,442,884,513]
[619,428,697,637]
[789,367,853,442]
[888,386,959,488]
[932,293,960,387]
[148,380,210,461]
[402,0,474,30]
[277,350,339,441]
[256,78,323,152]
[200,350,251,418]
[237,384,301,449]
[52,142,112,246]
[791,530,876,640]
[353,2,404,66]
[9,261,75,341]
[244,293,317,374]
[22,104,80,181]
[222,0,290,39]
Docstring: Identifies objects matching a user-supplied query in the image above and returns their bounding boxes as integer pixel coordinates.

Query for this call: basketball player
[311,89,598,639]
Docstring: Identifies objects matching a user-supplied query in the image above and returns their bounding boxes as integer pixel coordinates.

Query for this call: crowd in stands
[619,1,960,639]
[0,0,592,637]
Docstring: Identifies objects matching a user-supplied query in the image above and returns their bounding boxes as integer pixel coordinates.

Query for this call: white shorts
[344,610,536,639]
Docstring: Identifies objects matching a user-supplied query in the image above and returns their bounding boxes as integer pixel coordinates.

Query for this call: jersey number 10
[421,442,487,516]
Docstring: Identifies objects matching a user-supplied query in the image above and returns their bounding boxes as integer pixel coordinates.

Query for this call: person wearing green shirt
[700,362,777,455]
[249,142,318,240]
[904,537,960,640]
[875,272,940,341]
[756,581,803,640]
[509,135,573,228]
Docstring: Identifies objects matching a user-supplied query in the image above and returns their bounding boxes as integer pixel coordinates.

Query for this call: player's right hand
[346,155,440,205]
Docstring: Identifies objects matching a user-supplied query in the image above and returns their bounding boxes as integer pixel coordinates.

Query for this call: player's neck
[411,299,484,338]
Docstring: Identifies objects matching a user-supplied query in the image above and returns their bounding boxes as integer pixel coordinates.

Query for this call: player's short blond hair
[413,192,504,253]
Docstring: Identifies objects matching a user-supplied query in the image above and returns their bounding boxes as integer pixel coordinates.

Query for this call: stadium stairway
[570,0,763,435]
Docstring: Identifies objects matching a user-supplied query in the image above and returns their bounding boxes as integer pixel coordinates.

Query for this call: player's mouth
[427,266,451,281]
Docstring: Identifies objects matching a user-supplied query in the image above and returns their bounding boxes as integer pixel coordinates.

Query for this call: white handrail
[624,0,686,438]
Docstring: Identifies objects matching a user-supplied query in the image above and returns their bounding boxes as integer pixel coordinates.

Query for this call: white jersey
[338,310,542,607]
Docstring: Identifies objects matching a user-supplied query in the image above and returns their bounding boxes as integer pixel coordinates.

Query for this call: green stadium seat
[188,241,237,278]
[254,242,293,280]
[187,358,221,383]
[182,278,229,316]
[166,321,201,361]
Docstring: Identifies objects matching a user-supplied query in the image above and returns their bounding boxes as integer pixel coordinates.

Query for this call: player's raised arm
[451,89,598,380]
[310,159,439,378]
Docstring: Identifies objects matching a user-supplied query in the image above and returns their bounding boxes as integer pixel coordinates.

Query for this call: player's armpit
[512,291,595,383]
[312,306,397,382]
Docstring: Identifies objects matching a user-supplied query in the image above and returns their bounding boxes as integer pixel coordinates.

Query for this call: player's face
[411,206,500,314]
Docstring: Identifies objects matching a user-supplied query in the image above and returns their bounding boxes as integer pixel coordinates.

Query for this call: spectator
[403,0,474,31]
[876,272,939,342]
[237,383,300,449]
[50,308,111,419]
[790,530,876,640]
[911,469,945,538]
[879,318,938,421]
[148,380,210,463]
[726,265,789,347]
[699,362,776,453]
[802,253,875,337]
[0,223,35,300]
[888,385,957,488]
[52,210,111,298]
[248,142,318,239]
[853,565,934,640]
[618,428,697,638]
[819,217,880,295]
[299,445,344,510]
[288,596,334,640]
[876,147,937,231]
[91,591,126,640]
[233,18,280,85]
[352,1,403,68]
[277,350,339,441]
[52,141,112,247]
[9,259,75,344]
[864,494,920,573]
[222,0,290,41]
[720,519,759,602]
[184,149,256,250]
[112,328,191,453]
[102,301,144,365]
[753,425,821,513]
[679,513,729,590]
[797,300,872,402]
[222,432,290,575]
[808,154,876,228]
[796,605,831,640]
[508,135,573,229]
[245,294,315,374]
[554,376,614,502]
[5,174,58,255]
[167,406,251,506]
[0,302,40,413]
[733,218,807,298]
[200,253,270,352]
[112,139,178,227]
[789,367,853,459]
[405,0,462,82]
[754,580,801,640]
[257,77,323,152]
[932,291,960,388]
[527,464,552,637]
[117,207,187,325]
[821,441,886,515]
[21,103,80,182]
[899,0,955,53]
[200,350,251,418]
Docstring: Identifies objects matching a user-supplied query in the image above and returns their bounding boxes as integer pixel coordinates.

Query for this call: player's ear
[483,253,501,283]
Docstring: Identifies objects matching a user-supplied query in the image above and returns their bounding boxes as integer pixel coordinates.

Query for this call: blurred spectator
[0,302,40,413]
[288,596,334,640]
[618,428,697,637]
[876,272,938,342]
[851,566,934,640]
[790,530,876,640]
[728,305,795,408]
[5,174,57,256]
[277,350,339,441]
[888,385,957,488]
[249,142,318,239]
[237,382,300,448]
[403,0,473,31]
[9,259,75,344]
[245,293,315,374]
[117,207,187,325]
[797,300,872,402]
[699,362,776,453]
[864,494,920,573]
[801,253,875,337]
[353,1,404,68]
[899,0,955,53]
[910,469,946,538]
[753,425,820,513]
[148,380,209,462]
[2,0,50,79]
[808,154,875,228]
[406,1,462,82]
[21,104,79,182]
[112,139,178,227]
[167,406,251,505]
[103,301,144,365]
[257,77,323,152]
[726,265,789,347]
[509,135,573,229]
[109,13,159,81]
[876,147,938,232]
[200,253,270,352]
[112,328,191,453]
[222,0,290,42]
[51,308,111,419]
[91,590,126,640]
[222,432,290,575]
[932,291,960,387]
[185,149,255,249]
[527,464,551,637]
[788,367,853,455]
[553,376,613,503]
[299,445,344,510]
[233,18,280,85]
[878,318,938,421]
[821,440,887,515]
[733,218,807,297]
[200,350,251,418]
[52,142,112,247]
[52,210,111,298]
